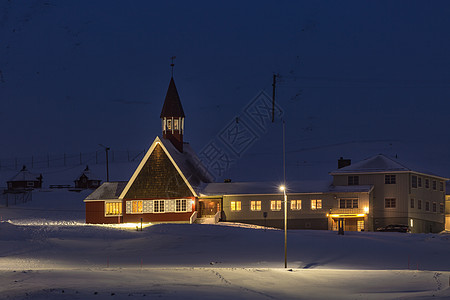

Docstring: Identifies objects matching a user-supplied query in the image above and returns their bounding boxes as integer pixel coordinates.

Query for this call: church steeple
[160,77,185,152]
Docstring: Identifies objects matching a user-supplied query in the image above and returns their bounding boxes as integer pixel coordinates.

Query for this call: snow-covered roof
[200,180,373,196]
[8,166,41,182]
[75,166,100,181]
[160,137,214,190]
[84,181,127,201]
[330,154,448,179]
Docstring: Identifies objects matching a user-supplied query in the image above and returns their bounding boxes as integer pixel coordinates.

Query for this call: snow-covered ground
[0,190,449,299]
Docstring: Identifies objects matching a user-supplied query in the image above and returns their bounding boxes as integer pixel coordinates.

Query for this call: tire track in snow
[211,269,277,299]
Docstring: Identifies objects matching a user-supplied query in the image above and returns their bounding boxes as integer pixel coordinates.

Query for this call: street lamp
[280,185,287,268]
[99,144,110,182]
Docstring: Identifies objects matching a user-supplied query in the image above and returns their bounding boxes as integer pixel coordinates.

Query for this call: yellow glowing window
[132,200,143,213]
[167,119,172,130]
[250,201,261,211]
[357,220,365,231]
[311,199,322,210]
[291,200,302,210]
[105,202,122,216]
[231,201,241,211]
[271,200,282,211]
[174,119,179,130]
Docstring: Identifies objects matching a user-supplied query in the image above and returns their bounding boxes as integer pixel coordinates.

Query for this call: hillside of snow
[0,189,449,299]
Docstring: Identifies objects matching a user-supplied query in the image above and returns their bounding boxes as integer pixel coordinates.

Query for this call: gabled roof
[8,166,41,182]
[75,166,100,181]
[119,136,213,199]
[160,77,185,118]
[329,154,448,179]
[200,180,373,196]
[84,181,128,201]
[330,154,410,174]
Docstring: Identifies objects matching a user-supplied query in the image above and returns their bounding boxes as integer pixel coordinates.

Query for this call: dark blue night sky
[1,0,450,182]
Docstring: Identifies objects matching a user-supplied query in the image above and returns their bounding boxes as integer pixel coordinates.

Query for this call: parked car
[376,224,411,233]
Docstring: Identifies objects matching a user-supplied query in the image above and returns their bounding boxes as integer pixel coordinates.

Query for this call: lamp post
[280,185,287,268]
[99,144,110,182]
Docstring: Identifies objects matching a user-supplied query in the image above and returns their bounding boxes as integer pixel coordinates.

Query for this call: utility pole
[272,74,277,123]
[99,144,110,182]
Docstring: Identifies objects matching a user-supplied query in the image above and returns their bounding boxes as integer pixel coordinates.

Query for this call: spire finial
[170,56,176,77]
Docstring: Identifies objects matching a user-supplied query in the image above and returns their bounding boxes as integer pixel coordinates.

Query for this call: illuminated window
[174,119,179,130]
[250,201,261,211]
[231,201,241,211]
[290,200,302,210]
[418,177,422,187]
[432,202,437,212]
[411,175,417,188]
[425,201,430,211]
[154,200,165,213]
[418,199,422,210]
[271,200,282,211]
[105,202,122,216]
[176,199,187,212]
[410,198,414,209]
[339,199,358,209]
[132,200,143,213]
[348,176,359,185]
[311,199,322,210]
[425,179,429,189]
[432,180,437,190]
[167,119,172,130]
[385,198,396,208]
[357,220,364,232]
[385,175,396,184]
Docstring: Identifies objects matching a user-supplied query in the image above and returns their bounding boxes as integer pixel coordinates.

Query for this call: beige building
[201,154,447,233]
[330,155,447,233]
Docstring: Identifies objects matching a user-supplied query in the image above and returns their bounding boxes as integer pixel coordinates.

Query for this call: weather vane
[170,56,176,77]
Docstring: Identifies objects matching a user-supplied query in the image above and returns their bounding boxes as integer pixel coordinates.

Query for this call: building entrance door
[198,199,220,218]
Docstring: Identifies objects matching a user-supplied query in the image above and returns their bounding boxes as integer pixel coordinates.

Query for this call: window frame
[385,198,396,208]
[270,200,282,211]
[410,198,414,209]
[311,199,322,210]
[154,200,165,213]
[175,199,187,212]
[411,175,417,188]
[231,201,241,211]
[290,200,302,210]
[348,176,359,186]
[418,199,422,210]
[131,200,143,214]
[105,201,123,216]
[385,174,396,184]
[250,200,261,211]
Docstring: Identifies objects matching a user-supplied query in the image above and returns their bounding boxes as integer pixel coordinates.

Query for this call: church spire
[160,76,185,153]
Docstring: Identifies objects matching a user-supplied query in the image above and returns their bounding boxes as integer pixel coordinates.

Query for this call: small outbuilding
[7,165,43,190]
[74,166,101,189]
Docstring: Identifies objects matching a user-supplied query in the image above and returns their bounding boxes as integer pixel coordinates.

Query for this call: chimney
[338,157,351,169]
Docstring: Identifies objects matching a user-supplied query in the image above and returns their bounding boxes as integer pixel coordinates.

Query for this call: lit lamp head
[364,206,369,214]
[279,185,285,192]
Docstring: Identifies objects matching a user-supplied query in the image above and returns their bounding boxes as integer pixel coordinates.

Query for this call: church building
[84,77,214,224]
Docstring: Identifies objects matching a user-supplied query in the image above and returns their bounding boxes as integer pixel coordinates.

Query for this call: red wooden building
[84,77,213,224]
